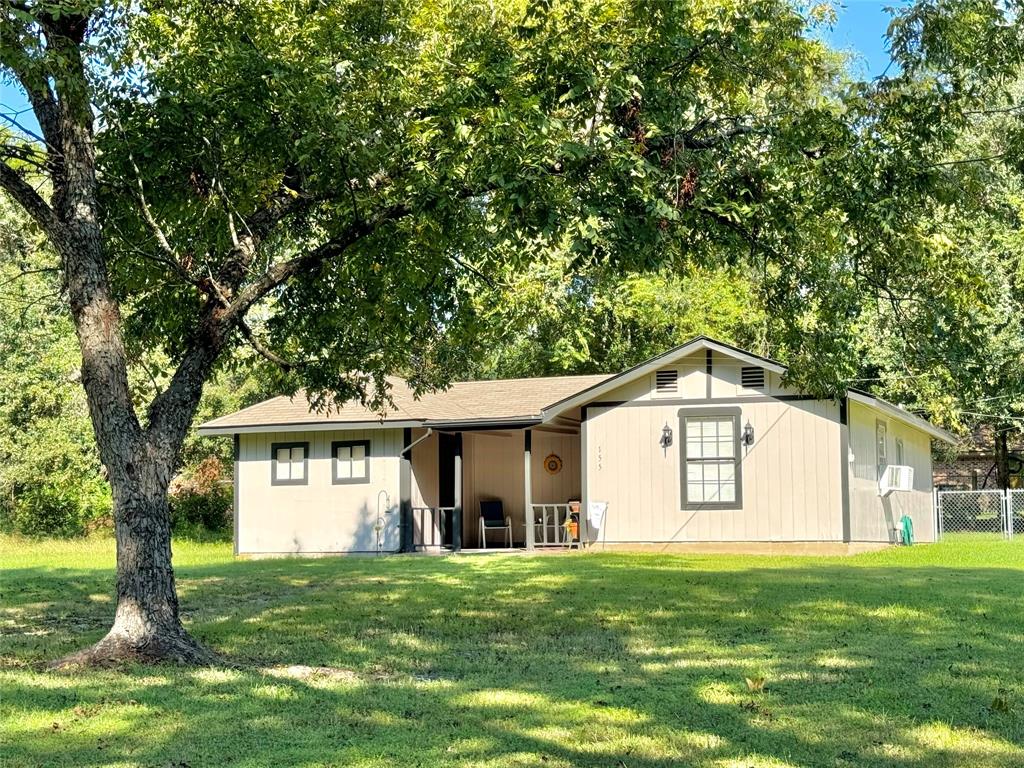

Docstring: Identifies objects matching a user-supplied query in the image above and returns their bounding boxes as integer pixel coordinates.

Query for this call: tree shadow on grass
[2,552,1023,766]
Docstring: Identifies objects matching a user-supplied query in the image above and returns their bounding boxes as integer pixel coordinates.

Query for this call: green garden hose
[899,514,914,546]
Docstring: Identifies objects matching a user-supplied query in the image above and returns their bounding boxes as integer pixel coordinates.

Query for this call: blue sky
[0,3,901,139]
[824,0,908,79]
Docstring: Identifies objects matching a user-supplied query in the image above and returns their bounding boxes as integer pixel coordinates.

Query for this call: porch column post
[452,432,463,552]
[400,427,412,552]
[233,434,240,557]
[524,429,534,550]
[580,408,589,547]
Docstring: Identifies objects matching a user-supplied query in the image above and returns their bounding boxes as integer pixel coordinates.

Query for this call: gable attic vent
[741,366,766,389]
[655,369,678,394]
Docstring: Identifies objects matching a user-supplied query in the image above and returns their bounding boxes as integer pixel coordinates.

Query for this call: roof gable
[540,336,786,420]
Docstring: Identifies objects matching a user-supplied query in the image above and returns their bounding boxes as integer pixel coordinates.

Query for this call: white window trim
[679,407,742,510]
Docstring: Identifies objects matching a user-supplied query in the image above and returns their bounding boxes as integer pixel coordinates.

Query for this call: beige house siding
[595,351,797,405]
[532,431,582,507]
[583,389,844,544]
[462,431,526,547]
[227,341,945,554]
[236,428,403,554]
[410,428,438,508]
[848,400,936,543]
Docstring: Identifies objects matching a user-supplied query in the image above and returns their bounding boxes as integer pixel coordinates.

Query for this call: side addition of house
[198,337,954,555]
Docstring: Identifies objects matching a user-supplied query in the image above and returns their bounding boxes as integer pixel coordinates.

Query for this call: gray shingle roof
[198,374,610,433]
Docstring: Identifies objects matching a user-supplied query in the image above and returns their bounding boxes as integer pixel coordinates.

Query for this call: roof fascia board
[847,391,956,443]
[423,417,541,430]
[197,419,423,436]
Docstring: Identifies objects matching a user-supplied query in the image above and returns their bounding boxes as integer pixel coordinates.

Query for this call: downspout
[401,427,433,455]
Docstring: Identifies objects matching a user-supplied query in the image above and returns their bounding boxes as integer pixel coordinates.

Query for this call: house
[198,336,955,555]
[933,424,1024,490]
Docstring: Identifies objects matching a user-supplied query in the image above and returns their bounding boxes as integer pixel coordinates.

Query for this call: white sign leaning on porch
[587,501,608,530]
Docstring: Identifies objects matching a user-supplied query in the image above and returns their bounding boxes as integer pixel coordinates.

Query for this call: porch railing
[531,503,578,547]
[411,506,455,550]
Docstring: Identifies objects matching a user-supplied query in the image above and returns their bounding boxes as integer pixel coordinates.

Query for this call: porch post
[579,408,589,547]
[400,427,412,552]
[524,429,534,550]
[232,434,240,557]
[452,432,463,552]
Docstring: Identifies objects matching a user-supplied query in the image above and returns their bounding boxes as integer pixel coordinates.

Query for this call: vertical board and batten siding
[847,400,936,542]
[462,431,525,547]
[409,428,441,547]
[583,349,843,543]
[585,400,843,542]
[236,428,403,554]
[599,350,800,404]
[410,428,439,509]
[531,431,582,507]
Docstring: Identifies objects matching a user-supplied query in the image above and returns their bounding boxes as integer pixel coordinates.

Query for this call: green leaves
[76,0,855,407]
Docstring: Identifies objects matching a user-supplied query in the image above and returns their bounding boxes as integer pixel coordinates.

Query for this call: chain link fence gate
[936,490,1010,540]
[1009,490,1024,538]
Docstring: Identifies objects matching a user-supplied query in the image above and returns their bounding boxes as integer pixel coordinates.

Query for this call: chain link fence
[1009,490,1024,538]
[936,490,1010,539]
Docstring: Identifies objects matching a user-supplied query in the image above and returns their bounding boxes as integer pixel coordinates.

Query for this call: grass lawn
[2,536,1023,767]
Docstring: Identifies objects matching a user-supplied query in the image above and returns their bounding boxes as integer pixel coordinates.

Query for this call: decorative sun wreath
[543,453,563,475]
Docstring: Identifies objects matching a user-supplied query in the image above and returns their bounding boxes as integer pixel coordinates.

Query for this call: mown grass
[1,535,1022,767]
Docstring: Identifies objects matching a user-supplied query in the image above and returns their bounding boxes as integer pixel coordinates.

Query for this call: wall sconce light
[660,423,673,452]
[742,421,755,447]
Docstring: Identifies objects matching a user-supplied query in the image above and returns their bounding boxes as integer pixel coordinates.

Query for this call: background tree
[0,194,111,535]
[472,261,767,378]
[848,71,1024,486]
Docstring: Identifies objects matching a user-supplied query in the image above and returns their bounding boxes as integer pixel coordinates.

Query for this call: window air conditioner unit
[878,465,914,496]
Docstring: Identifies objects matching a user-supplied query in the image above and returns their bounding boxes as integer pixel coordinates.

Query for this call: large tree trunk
[53,460,218,667]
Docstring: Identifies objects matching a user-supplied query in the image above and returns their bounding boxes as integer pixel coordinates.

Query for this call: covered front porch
[402,425,583,551]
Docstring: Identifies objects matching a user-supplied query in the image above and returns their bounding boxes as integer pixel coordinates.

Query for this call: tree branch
[213,181,314,292]
[0,140,47,171]
[0,160,65,244]
[224,202,409,323]
[238,319,303,371]
[244,183,310,242]
[646,122,760,154]
[126,145,183,265]
[0,10,61,150]
[926,152,1008,168]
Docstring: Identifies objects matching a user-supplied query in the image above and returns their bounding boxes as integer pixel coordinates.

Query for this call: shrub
[0,465,113,538]
[169,456,233,536]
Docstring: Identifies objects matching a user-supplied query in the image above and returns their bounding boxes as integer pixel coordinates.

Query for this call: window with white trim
[680,411,742,508]
[271,442,308,485]
[876,420,888,479]
[333,440,370,484]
